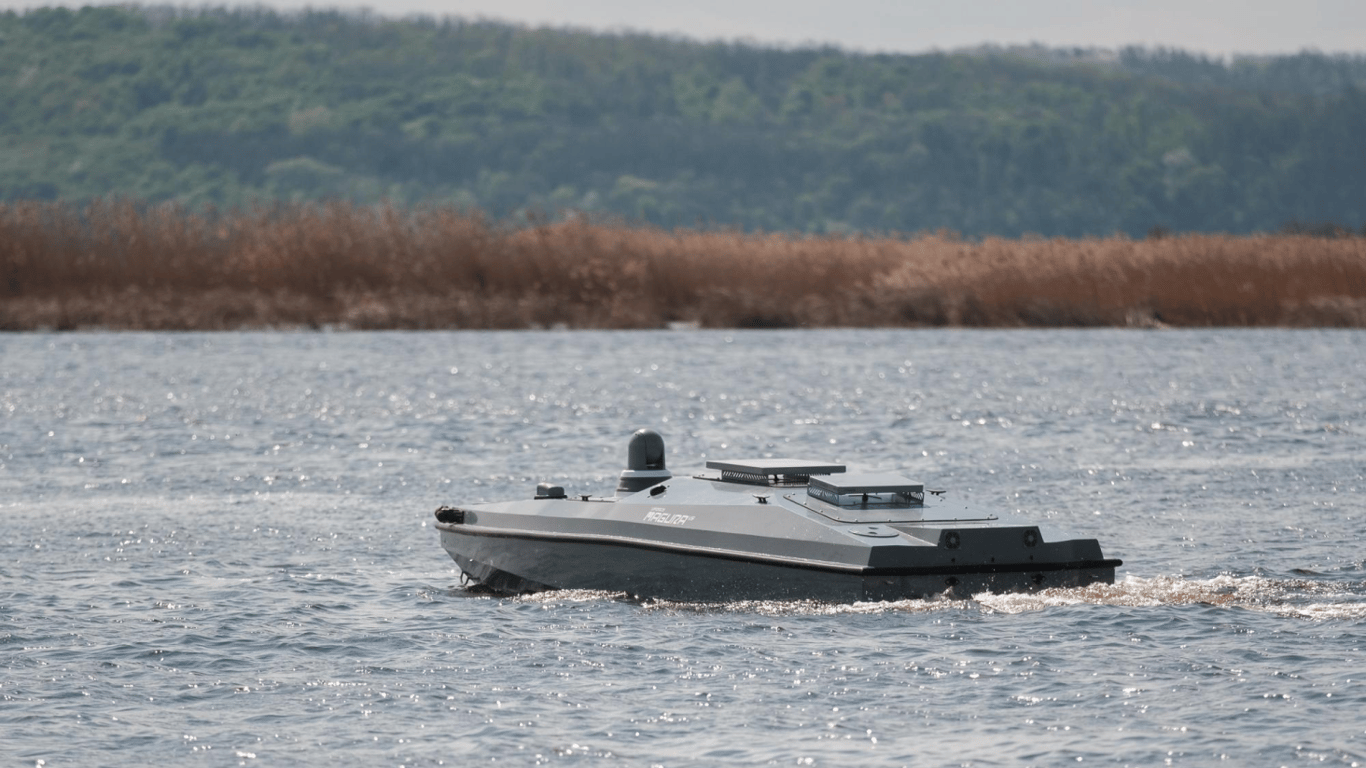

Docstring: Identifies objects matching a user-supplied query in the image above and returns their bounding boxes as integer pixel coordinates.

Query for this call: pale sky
[4,0,1364,56]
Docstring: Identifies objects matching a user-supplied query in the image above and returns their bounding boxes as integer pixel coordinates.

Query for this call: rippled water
[2,329,1363,766]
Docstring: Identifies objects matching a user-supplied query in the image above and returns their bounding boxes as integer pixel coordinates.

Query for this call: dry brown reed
[2,200,1364,330]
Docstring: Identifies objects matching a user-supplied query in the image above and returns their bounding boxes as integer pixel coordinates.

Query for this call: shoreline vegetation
[3,201,1365,331]
[6,7,1366,237]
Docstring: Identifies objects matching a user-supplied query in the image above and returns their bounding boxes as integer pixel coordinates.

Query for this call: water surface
[2,330,1363,765]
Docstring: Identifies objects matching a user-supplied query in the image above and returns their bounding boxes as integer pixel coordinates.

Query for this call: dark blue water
[3,330,1363,766]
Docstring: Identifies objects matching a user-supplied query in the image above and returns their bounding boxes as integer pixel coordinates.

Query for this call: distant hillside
[2,5,1365,237]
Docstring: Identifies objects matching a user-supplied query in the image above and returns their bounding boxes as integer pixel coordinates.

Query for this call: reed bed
[2,200,1364,330]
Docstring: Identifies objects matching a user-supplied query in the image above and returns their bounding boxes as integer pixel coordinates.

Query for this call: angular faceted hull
[435,471,1119,602]
[440,524,1117,602]
[434,431,1120,603]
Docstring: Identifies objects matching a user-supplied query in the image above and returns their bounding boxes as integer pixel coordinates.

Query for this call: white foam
[513,575,1366,619]
[975,573,1366,619]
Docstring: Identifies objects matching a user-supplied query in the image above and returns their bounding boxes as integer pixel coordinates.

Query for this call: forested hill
[3,6,1365,237]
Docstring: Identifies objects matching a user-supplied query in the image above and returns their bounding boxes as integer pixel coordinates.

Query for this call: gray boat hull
[434,431,1121,602]
[441,525,1117,601]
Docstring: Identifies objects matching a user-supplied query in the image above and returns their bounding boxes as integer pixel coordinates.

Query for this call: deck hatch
[809,473,924,507]
[705,458,845,486]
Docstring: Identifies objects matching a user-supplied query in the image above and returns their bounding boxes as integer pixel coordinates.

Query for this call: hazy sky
[5,0,1364,56]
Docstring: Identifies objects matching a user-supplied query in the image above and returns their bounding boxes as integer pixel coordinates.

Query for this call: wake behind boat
[433,429,1121,602]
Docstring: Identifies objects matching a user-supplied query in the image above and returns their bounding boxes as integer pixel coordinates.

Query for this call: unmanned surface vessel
[434,429,1121,601]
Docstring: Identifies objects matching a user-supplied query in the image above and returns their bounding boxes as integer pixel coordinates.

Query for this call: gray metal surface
[810,473,923,495]
[434,430,1120,601]
[704,458,847,476]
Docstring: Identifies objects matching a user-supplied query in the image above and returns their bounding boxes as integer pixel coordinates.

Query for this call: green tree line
[2,5,1364,236]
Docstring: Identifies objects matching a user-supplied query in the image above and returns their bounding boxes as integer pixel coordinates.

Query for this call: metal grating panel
[705,458,846,486]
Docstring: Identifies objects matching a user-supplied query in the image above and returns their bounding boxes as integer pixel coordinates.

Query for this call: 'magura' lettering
[643,508,694,526]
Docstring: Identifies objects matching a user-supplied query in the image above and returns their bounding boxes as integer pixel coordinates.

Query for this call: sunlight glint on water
[1,329,1363,766]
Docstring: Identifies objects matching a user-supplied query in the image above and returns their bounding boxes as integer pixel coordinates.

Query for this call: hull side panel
[439,527,1116,602]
